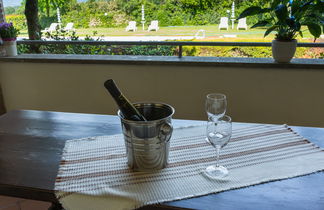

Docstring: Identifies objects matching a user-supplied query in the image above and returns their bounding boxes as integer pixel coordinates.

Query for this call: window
[2,0,324,59]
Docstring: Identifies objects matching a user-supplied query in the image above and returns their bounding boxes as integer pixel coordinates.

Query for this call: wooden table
[0,110,323,210]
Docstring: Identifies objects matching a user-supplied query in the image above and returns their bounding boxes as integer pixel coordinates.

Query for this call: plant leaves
[264,25,278,37]
[299,30,303,38]
[251,20,271,28]
[237,6,262,19]
[286,17,301,31]
[283,0,290,4]
[316,1,324,12]
[275,4,288,22]
[295,22,301,31]
[286,17,295,27]
[291,0,302,15]
[271,0,282,9]
[296,0,314,15]
[260,8,272,14]
[307,23,322,38]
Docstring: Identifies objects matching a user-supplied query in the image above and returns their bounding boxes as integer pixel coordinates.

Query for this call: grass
[18,25,318,42]
[72,25,318,42]
[76,25,266,37]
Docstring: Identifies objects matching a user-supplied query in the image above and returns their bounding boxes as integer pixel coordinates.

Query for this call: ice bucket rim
[117,102,175,124]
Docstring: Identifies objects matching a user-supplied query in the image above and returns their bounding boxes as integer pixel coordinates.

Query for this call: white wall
[1,62,324,127]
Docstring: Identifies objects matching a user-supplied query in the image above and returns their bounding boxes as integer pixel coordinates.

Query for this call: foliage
[43,27,80,40]
[319,52,324,59]
[38,0,77,17]
[5,15,27,31]
[6,0,273,28]
[4,6,21,15]
[39,16,57,29]
[123,45,176,56]
[182,38,311,58]
[0,22,20,40]
[18,28,176,56]
[297,46,324,58]
[4,5,25,15]
[59,0,269,28]
[25,0,78,30]
[62,1,129,28]
[237,0,324,41]
[183,45,310,58]
[18,29,106,54]
[18,31,319,58]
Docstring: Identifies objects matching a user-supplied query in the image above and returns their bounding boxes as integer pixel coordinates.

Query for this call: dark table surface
[0,110,323,210]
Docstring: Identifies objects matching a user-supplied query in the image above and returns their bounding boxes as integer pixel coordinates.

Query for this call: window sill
[0,54,323,69]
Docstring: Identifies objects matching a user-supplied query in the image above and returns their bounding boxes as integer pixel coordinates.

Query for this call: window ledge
[0,54,323,69]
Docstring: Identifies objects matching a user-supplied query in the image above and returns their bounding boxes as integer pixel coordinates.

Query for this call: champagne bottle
[104,79,147,121]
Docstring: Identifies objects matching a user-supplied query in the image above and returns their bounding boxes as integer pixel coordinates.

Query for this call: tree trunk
[46,0,50,17]
[25,0,41,40]
[25,0,41,52]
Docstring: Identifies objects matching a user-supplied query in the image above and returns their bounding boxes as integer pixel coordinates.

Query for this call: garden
[4,0,324,58]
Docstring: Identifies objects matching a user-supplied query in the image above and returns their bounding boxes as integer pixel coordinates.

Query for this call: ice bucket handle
[158,122,173,143]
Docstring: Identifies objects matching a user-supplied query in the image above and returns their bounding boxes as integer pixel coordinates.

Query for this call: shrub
[183,44,317,59]
[5,15,27,31]
[18,29,177,56]
[39,16,57,29]
[182,46,198,56]
[113,13,129,27]
[89,17,102,28]
[18,29,107,54]
[4,6,18,15]
[123,45,177,56]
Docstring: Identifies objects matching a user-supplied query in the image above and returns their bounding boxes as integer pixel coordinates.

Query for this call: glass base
[205,137,210,144]
[204,165,228,179]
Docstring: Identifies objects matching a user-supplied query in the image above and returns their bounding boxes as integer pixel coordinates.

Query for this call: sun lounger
[63,23,75,32]
[237,18,248,30]
[42,23,59,33]
[126,21,137,32]
[148,20,159,31]
[218,17,229,30]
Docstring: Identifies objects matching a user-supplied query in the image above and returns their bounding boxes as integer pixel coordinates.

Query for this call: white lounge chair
[237,18,248,30]
[218,17,229,30]
[63,23,75,32]
[125,21,137,32]
[42,23,59,33]
[148,20,159,31]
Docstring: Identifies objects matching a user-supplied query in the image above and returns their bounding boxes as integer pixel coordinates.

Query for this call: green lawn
[75,25,275,40]
[19,25,317,42]
[76,25,266,36]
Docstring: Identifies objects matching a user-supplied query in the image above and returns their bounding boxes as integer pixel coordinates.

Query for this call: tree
[25,0,41,53]
[4,7,17,15]
[38,0,77,17]
[25,0,41,40]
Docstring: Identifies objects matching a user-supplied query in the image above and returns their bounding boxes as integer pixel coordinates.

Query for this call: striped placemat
[55,124,324,210]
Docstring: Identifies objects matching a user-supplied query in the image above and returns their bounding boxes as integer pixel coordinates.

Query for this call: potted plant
[0,22,19,56]
[237,0,323,63]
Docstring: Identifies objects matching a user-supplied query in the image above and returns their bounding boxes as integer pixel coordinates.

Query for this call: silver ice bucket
[118,102,175,171]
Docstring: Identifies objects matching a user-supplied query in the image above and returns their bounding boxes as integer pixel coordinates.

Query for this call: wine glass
[205,93,227,143]
[204,115,232,179]
[205,93,227,121]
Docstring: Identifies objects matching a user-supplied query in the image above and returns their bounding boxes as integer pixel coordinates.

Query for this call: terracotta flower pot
[272,39,297,63]
[2,38,17,57]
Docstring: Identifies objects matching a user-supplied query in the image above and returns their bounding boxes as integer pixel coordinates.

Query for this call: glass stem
[216,145,221,167]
